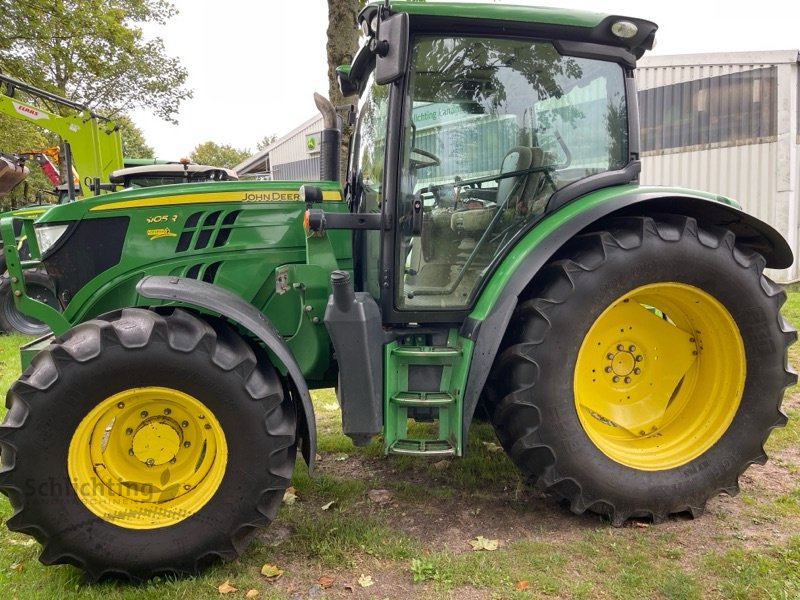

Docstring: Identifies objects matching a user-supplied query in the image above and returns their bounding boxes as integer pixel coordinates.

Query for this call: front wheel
[0,269,58,335]
[0,308,296,580]
[487,216,796,524]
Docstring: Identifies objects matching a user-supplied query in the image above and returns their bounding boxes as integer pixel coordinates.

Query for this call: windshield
[397,35,628,310]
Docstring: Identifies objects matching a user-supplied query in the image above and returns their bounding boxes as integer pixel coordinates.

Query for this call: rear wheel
[0,308,296,579]
[487,216,796,524]
[0,269,58,335]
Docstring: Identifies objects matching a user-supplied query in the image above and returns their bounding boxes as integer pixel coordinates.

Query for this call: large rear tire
[487,216,796,524]
[0,308,297,580]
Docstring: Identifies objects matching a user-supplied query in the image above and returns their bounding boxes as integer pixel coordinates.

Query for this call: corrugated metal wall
[270,115,323,181]
[637,52,799,282]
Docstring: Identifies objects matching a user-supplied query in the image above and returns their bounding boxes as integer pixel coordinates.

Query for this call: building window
[639,66,777,153]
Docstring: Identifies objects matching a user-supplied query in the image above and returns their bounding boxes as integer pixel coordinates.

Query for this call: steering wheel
[409,148,440,171]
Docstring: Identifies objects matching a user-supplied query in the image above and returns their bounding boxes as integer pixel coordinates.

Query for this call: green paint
[384,329,470,455]
[384,1,608,28]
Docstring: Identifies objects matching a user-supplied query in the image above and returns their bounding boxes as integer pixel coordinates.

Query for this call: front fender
[460,187,793,441]
[136,275,316,473]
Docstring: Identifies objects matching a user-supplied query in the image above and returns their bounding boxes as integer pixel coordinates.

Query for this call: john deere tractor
[0,1,795,580]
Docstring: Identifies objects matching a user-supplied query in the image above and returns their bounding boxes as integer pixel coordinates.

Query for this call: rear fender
[136,275,317,473]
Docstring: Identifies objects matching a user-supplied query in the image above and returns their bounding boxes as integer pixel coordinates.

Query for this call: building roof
[639,49,800,68]
[235,113,323,175]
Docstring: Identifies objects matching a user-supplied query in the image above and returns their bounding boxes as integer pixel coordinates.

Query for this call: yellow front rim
[68,387,227,529]
[574,283,745,470]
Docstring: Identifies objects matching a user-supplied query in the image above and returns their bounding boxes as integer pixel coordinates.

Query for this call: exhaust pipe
[313,92,341,183]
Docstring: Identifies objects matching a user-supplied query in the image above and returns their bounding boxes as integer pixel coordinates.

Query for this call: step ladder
[384,341,464,456]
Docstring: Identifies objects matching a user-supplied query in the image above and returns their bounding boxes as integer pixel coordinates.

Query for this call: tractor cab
[314,3,657,323]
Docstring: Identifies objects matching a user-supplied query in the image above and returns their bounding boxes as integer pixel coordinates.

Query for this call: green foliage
[0,0,191,123]
[0,115,54,210]
[115,114,155,159]
[189,141,251,169]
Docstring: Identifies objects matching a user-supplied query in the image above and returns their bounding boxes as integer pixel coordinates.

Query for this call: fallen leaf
[10,562,24,573]
[634,521,650,529]
[335,454,349,462]
[283,489,297,505]
[515,580,530,590]
[432,460,450,470]
[481,441,503,453]
[218,580,237,594]
[260,563,284,580]
[321,500,335,511]
[319,575,335,589]
[357,574,374,587]
[469,536,499,551]
[246,590,259,599]
[367,489,392,504]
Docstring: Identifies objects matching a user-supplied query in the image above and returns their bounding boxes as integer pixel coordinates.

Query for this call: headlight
[34,223,70,255]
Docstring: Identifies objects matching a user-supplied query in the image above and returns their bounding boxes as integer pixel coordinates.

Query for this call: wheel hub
[68,386,227,529]
[574,282,745,470]
[605,343,643,383]
[131,418,182,466]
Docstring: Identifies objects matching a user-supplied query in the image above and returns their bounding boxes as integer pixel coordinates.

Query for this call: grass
[0,285,798,598]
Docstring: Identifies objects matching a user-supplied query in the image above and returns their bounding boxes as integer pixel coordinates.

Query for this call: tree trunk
[326,0,362,185]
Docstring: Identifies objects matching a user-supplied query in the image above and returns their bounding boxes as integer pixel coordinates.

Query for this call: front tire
[0,308,296,579]
[0,269,58,335]
[487,216,796,524]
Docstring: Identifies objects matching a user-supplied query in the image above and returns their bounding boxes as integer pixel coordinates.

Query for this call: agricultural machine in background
[0,74,237,334]
[0,0,795,581]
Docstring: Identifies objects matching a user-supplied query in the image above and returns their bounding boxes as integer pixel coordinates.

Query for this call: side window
[349,73,389,299]
[396,36,627,311]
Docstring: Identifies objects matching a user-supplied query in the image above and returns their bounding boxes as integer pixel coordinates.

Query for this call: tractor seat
[451,146,544,233]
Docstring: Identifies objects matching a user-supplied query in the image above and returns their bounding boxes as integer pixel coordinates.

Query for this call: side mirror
[373,12,409,85]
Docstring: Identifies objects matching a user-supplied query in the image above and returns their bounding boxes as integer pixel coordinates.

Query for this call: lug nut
[624,376,631,384]
[184,441,191,448]
[140,411,149,418]
[204,424,211,430]
[170,458,176,464]
[145,458,155,467]
[164,408,171,415]
[604,366,613,373]
[184,484,191,491]
[617,344,624,351]
[128,449,134,456]
[125,427,133,435]
[628,345,636,352]
[612,376,620,383]
[634,368,641,375]
[181,420,189,428]
[607,353,615,360]
[117,402,125,409]
[635,355,643,362]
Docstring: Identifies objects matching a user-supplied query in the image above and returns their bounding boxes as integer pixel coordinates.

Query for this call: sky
[131,0,800,161]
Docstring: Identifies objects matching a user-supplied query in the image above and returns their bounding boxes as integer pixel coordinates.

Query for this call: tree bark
[326,0,362,184]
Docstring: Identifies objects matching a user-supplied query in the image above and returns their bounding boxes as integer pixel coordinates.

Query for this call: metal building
[235,114,324,181]
[637,50,800,282]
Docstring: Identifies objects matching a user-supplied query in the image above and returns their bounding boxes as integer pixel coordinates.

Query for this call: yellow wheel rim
[574,283,745,470]
[68,387,227,529]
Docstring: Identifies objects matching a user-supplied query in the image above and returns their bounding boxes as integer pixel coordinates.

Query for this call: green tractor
[0,1,795,580]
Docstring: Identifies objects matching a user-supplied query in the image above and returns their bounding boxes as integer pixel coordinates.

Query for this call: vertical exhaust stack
[313,93,341,183]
